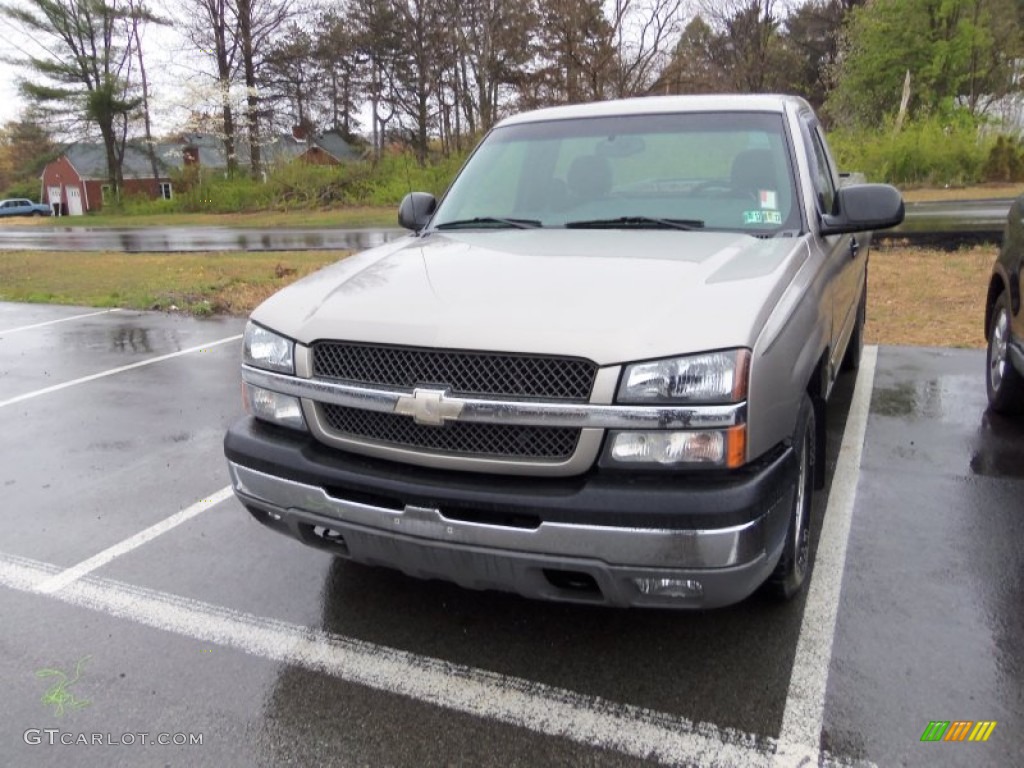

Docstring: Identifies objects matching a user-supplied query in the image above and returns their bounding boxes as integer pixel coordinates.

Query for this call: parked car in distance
[985,195,1024,415]
[0,198,51,217]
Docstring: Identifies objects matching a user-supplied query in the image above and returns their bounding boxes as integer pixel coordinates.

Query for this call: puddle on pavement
[871,375,985,425]
[55,324,182,355]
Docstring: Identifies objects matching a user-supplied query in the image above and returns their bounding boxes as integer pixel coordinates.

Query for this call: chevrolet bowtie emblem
[394,388,465,426]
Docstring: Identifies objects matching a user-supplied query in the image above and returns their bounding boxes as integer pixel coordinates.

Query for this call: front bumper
[224,418,796,609]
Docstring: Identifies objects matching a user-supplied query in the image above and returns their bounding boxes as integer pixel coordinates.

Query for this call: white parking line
[0,307,122,334]
[35,486,235,595]
[774,346,878,767]
[1,550,775,767]
[0,334,242,409]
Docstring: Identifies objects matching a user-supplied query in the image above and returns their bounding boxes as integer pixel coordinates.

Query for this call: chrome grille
[312,342,596,401]
[320,404,580,460]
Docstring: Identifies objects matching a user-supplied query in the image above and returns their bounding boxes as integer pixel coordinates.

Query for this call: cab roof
[497,94,810,127]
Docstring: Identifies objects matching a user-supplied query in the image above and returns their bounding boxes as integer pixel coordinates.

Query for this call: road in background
[0,226,404,253]
[0,199,1013,252]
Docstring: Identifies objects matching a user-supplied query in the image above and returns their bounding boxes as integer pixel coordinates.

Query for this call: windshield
[431,112,801,234]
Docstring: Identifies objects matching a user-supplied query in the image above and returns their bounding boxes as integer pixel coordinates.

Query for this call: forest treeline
[3,0,1024,205]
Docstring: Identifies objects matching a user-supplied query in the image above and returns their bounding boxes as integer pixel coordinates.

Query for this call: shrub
[124,151,470,214]
[2,179,44,201]
[981,136,1024,183]
[827,112,994,186]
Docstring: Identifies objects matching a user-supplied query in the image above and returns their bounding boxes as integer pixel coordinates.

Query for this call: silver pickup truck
[224,95,904,609]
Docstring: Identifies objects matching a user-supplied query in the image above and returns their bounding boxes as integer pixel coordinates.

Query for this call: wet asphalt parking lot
[0,301,1021,767]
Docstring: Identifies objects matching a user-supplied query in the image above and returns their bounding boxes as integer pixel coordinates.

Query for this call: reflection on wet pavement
[828,345,1024,768]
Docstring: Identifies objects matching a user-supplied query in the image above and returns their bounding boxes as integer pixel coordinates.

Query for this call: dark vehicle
[0,198,51,217]
[986,195,1024,414]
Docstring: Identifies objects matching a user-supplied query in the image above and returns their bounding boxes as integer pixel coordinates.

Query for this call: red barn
[40,132,361,215]
[40,144,175,215]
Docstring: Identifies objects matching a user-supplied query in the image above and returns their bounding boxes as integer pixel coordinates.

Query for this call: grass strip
[866,245,993,349]
[0,250,343,316]
[0,245,998,348]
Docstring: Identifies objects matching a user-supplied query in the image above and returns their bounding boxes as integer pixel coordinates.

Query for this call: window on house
[159,182,173,200]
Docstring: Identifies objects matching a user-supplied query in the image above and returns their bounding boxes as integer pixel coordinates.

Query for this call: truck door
[805,121,862,383]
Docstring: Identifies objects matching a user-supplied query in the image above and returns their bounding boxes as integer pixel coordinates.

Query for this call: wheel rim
[793,427,810,576]
[989,308,1009,394]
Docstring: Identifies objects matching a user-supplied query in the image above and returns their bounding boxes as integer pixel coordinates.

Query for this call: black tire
[768,393,816,600]
[986,291,1024,415]
[841,285,866,373]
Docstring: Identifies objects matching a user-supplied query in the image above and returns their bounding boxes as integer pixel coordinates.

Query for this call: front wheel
[987,292,1024,415]
[768,393,815,600]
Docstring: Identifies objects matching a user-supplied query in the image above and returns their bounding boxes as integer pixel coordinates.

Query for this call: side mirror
[821,184,904,235]
[398,192,437,231]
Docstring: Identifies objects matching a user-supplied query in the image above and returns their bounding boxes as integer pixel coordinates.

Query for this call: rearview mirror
[821,184,904,235]
[398,192,437,231]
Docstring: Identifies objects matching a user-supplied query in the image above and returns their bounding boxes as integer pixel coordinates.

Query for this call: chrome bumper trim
[228,462,779,569]
[242,366,745,430]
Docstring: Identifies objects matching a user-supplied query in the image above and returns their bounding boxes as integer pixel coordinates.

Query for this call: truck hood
[252,229,808,366]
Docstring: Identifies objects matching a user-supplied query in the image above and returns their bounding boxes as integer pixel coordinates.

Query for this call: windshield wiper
[565,216,704,231]
[434,216,542,230]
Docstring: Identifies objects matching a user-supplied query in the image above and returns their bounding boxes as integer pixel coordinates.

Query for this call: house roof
[64,143,174,180]
[310,131,360,162]
[165,133,230,168]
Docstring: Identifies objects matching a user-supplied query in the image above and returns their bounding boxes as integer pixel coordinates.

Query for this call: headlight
[605,426,746,469]
[244,321,294,374]
[617,349,750,404]
[242,383,307,431]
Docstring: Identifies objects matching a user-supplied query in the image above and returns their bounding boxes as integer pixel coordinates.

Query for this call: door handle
[849,236,859,259]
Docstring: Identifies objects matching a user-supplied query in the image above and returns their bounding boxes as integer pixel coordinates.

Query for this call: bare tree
[389,0,449,164]
[316,10,364,137]
[349,0,403,159]
[666,0,796,94]
[126,0,168,194]
[447,0,538,132]
[263,23,318,133]
[180,0,241,173]
[606,0,685,98]
[178,0,290,176]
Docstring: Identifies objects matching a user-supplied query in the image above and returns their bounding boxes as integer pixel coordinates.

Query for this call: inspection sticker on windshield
[759,190,778,209]
[744,210,782,225]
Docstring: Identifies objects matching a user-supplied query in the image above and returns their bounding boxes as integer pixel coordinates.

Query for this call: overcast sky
[0,14,35,127]
[0,9,198,136]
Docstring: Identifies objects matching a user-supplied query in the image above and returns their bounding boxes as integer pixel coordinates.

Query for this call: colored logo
[920,721,997,742]
[36,656,92,716]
